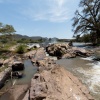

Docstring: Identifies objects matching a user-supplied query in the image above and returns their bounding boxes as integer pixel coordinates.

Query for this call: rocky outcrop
[27,58,94,100]
[23,47,94,100]
[31,48,47,63]
[0,68,11,89]
[3,56,14,66]
[72,47,93,57]
[24,49,36,59]
[46,43,93,59]
[46,43,69,58]
[12,61,24,71]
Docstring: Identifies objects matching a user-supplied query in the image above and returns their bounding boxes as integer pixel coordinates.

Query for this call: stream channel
[56,43,100,100]
[0,59,37,100]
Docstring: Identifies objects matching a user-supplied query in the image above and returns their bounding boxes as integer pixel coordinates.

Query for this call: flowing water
[56,43,100,100]
[0,43,100,100]
[0,59,37,99]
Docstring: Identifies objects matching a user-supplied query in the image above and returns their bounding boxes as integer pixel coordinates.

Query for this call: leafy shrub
[16,45,26,54]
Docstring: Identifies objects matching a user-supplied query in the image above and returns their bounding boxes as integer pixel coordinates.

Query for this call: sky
[0,0,80,39]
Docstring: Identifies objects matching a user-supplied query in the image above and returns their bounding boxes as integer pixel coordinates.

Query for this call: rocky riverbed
[0,43,95,100]
[23,43,94,100]
[27,60,93,100]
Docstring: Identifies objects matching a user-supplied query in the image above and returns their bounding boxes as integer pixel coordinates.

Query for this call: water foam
[76,61,100,94]
[81,56,95,61]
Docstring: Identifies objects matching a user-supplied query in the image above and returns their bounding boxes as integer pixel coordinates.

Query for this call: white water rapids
[77,57,100,94]
[56,56,100,100]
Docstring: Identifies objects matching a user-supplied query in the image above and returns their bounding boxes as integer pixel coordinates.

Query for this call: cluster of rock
[46,43,93,59]
[0,67,11,89]
[0,56,24,71]
[0,56,24,89]
[12,61,24,71]
[23,48,94,100]
[0,43,94,100]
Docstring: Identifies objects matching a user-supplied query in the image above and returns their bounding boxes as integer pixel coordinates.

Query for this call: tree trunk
[96,30,100,44]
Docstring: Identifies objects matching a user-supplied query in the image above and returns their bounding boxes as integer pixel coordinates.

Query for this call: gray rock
[12,61,24,71]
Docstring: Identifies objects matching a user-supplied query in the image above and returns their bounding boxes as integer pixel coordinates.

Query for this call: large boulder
[46,43,93,59]
[12,61,24,71]
[46,43,70,58]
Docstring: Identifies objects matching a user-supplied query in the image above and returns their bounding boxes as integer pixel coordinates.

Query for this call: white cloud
[20,0,73,22]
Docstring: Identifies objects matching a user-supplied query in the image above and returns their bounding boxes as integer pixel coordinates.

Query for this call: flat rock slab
[29,66,94,100]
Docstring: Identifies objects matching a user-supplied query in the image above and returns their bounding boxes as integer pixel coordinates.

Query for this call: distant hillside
[13,34,47,40]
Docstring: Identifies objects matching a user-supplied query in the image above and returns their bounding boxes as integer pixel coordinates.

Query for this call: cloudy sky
[0,0,80,38]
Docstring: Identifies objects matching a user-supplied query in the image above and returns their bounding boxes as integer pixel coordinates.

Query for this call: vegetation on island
[16,45,27,54]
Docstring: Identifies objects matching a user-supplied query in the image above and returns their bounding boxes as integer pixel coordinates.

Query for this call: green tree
[75,35,81,42]
[16,45,26,54]
[0,23,16,35]
[81,34,91,43]
[72,0,100,44]
[0,22,16,42]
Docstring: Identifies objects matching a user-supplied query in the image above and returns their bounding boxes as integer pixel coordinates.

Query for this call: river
[56,43,100,100]
[0,42,100,100]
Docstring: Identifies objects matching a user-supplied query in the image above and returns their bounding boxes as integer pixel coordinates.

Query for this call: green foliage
[16,45,27,54]
[0,22,16,46]
[72,0,100,44]
[16,38,45,43]
[0,46,11,59]
[75,35,81,42]
[0,22,16,35]
[81,34,91,43]
[17,38,29,43]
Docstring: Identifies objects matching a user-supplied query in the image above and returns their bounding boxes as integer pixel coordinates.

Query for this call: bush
[16,45,26,54]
